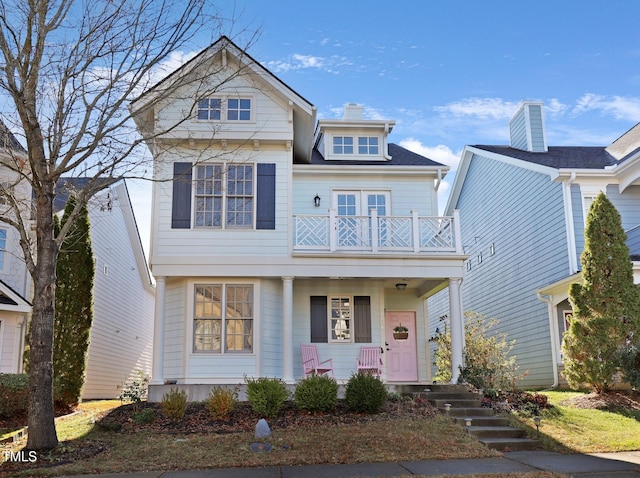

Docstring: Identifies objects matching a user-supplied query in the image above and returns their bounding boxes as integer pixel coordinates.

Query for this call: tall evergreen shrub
[53,195,95,407]
[563,192,640,393]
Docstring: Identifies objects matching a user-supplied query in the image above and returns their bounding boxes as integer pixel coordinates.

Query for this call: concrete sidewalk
[59,450,640,477]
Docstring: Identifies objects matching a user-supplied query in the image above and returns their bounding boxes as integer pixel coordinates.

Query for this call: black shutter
[310,296,328,343]
[256,163,276,230]
[354,296,372,343]
[171,162,192,229]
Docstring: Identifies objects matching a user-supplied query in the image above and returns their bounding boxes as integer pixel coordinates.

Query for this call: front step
[425,384,541,452]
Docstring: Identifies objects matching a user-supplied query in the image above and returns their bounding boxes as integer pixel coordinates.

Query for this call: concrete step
[443,407,495,417]
[430,398,481,408]
[480,437,541,451]
[454,416,510,427]
[468,426,526,439]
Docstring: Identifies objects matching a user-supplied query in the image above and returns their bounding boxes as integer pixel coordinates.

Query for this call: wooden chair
[301,344,335,378]
[356,346,383,377]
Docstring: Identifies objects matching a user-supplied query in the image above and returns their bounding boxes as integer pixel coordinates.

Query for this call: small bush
[206,386,238,419]
[294,374,338,412]
[119,370,149,411]
[0,374,29,418]
[344,372,388,413]
[245,376,288,418]
[133,407,155,424]
[161,387,187,420]
[617,345,640,390]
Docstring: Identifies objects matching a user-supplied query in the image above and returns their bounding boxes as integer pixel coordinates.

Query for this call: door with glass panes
[333,191,389,248]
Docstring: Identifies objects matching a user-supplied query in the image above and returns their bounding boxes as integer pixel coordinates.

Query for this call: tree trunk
[26,189,59,450]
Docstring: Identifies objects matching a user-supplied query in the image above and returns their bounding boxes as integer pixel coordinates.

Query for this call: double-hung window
[197,97,252,121]
[330,297,351,341]
[195,164,254,228]
[194,284,253,353]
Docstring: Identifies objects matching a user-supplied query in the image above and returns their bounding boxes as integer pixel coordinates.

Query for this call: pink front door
[385,311,418,381]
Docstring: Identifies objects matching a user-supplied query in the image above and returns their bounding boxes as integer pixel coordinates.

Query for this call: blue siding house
[428,102,640,388]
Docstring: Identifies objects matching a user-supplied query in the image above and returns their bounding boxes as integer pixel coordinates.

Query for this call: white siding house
[429,102,640,389]
[131,36,468,401]
[54,180,155,399]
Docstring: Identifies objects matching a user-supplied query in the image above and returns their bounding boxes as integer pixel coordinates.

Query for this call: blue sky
[129,0,640,252]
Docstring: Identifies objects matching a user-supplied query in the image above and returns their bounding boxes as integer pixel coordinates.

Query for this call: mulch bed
[560,391,640,411]
[98,397,439,434]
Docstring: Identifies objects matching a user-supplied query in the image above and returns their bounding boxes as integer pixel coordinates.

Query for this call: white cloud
[398,138,461,171]
[434,97,520,119]
[572,93,640,121]
[264,54,325,73]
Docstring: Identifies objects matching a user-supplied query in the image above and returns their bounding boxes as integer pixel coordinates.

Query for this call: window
[333,136,353,155]
[0,228,5,271]
[197,98,222,120]
[194,284,253,353]
[358,136,379,155]
[194,164,253,228]
[330,297,351,342]
[196,97,252,121]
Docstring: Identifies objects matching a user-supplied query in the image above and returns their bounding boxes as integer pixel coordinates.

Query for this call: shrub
[245,376,288,418]
[344,372,387,413]
[617,345,640,390]
[0,374,29,418]
[119,370,149,411]
[206,386,238,419]
[161,387,187,420]
[133,407,155,424]
[294,374,338,412]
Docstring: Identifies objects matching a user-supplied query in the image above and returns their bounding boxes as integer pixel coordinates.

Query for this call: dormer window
[332,135,380,156]
[358,137,379,155]
[197,97,252,122]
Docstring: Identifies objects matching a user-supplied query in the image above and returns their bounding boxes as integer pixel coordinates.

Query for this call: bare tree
[0,0,252,450]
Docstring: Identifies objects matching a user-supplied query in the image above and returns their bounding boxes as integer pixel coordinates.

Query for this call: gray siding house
[428,102,640,389]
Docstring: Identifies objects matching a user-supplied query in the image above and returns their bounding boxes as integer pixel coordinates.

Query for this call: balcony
[293,210,462,254]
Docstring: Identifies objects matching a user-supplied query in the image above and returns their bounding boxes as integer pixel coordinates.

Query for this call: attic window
[333,136,380,156]
[358,137,379,155]
[197,97,252,121]
[333,136,353,154]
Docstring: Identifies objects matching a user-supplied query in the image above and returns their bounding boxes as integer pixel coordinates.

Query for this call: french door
[333,191,389,248]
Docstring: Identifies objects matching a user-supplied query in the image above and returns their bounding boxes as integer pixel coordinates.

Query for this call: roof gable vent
[509,102,547,152]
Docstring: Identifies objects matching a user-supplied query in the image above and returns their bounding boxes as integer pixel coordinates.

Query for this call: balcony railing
[293,210,463,254]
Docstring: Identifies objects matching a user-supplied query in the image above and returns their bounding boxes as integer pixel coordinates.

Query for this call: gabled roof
[0,121,26,154]
[309,143,447,168]
[0,278,31,312]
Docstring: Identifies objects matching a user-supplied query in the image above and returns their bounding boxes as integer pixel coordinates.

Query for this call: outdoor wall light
[314,194,321,207]
[395,283,407,291]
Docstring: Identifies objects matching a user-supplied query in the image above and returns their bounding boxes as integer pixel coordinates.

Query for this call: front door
[385,311,418,381]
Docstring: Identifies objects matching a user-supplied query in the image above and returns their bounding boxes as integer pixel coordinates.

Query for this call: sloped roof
[0,121,26,153]
[471,145,617,169]
[0,278,31,310]
[309,143,446,167]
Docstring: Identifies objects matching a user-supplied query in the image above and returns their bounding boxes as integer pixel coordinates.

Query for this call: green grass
[510,390,640,453]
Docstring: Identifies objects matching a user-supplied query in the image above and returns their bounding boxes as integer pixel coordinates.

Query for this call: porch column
[150,276,166,385]
[282,276,294,383]
[449,277,464,384]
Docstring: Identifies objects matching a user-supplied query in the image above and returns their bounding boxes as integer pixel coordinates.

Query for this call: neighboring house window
[358,136,379,155]
[0,228,6,271]
[194,284,253,353]
[310,295,371,343]
[194,164,254,228]
[333,136,353,155]
[196,97,252,121]
[582,195,597,224]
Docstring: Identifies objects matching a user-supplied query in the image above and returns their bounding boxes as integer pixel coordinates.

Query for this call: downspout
[434,168,443,191]
[562,172,578,274]
[537,293,559,389]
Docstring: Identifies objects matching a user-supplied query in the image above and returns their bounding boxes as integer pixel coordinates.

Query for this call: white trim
[562,173,578,274]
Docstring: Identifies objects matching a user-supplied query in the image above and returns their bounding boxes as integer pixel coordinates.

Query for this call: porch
[293,210,462,254]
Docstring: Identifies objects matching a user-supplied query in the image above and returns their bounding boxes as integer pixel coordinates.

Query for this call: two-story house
[131,36,468,401]
[0,123,32,374]
[428,101,640,389]
[0,122,155,398]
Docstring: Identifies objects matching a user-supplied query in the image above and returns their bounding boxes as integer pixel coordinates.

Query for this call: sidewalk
[60,450,640,478]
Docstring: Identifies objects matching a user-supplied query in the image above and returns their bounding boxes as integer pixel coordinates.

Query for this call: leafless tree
[0,0,254,450]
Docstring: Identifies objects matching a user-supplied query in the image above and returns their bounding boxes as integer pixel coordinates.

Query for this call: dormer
[313,103,396,161]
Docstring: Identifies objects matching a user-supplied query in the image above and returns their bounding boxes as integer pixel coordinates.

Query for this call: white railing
[293,210,462,254]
